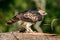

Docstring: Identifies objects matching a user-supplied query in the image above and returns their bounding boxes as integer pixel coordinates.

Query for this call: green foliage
[45,0,60,34]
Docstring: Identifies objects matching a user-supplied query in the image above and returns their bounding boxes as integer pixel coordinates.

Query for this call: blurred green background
[0,0,60,34]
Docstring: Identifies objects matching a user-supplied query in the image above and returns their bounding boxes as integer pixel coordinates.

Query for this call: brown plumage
[7,10,42,24]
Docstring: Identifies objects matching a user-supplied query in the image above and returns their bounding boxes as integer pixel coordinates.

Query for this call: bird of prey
[7,9,47,32]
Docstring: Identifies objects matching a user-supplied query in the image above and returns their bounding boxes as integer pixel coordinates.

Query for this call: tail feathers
[7,16,19,25]
[7,19,16,25]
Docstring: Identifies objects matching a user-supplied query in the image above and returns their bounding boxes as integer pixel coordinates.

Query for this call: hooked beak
[44,12,48,15]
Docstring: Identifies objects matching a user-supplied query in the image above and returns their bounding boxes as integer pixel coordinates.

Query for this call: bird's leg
[26,26,33,32]
[25,22,33,32]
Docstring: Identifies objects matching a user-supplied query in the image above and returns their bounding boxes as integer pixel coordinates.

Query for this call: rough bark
[0,31,60,40]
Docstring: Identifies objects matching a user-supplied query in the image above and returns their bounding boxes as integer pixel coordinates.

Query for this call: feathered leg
[23,22,33,32]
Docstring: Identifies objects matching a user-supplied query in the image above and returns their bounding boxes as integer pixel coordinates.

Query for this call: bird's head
[38,10,47,16]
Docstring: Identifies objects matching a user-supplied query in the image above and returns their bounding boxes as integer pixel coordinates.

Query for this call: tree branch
[0,31,60,40]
